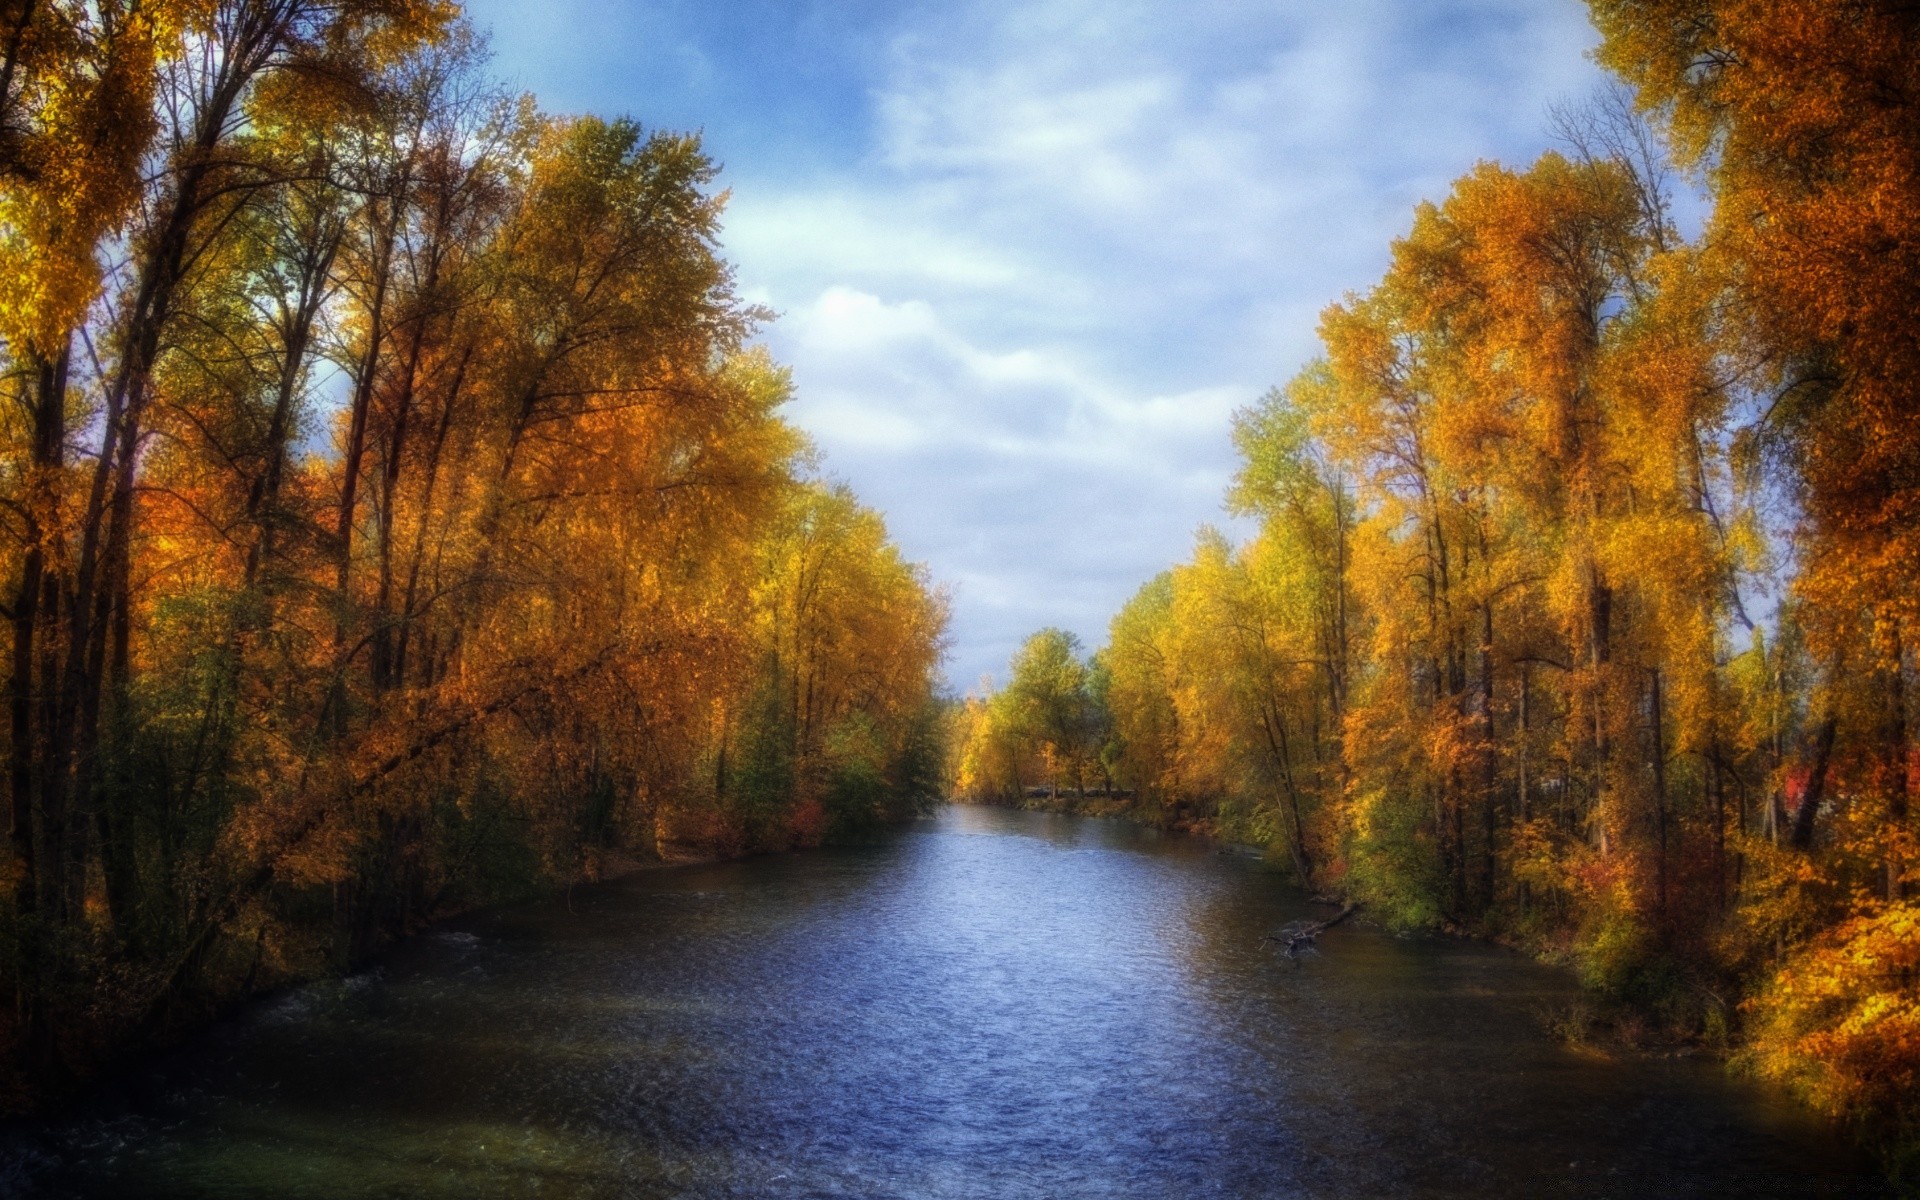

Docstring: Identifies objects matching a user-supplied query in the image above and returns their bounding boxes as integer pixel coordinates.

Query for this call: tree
[1590,0,1920,1148]
[1004,628,1093,798]
[0,4,948,1106]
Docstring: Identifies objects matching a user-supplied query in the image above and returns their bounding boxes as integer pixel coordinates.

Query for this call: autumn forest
[0,0,946,1110]
[958,0,1920,1176]
[1,0,1916,1192]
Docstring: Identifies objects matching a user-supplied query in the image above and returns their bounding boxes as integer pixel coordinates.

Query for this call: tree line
[0,1,947,1105]
[956,0,1917,1172]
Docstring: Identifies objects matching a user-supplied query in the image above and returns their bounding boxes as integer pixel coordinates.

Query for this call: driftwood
[1262,903,1359,964]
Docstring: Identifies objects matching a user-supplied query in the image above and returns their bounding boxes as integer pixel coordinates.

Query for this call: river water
[4,805,1885,1198]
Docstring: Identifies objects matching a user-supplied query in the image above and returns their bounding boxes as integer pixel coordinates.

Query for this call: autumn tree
[0,2,947,1107]
[1589,0,1920,1156]
[965,16,1915,1169]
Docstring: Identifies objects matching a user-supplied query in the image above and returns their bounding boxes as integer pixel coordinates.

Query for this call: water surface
[7,806,1884,1197]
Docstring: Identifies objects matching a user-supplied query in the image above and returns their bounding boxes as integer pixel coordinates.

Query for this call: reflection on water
[4,806,1886,1198]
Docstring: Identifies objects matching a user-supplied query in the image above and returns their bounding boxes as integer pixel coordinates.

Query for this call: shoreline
[952,794,1908,1174]
[2,820,899,1123]
[953,795,1754,1061]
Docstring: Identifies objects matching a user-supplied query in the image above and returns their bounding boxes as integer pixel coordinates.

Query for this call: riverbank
[952,793,1909,1191]
[0,847,639,1122]
[1,798,927,1122]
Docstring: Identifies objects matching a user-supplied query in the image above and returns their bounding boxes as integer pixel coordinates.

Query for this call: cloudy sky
[462,0,1608,690]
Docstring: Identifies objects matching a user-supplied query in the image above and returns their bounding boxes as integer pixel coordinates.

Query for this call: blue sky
[462,0,1609,690]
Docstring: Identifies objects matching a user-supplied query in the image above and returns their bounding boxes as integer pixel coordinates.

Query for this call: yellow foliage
[1744,903,1920,1127]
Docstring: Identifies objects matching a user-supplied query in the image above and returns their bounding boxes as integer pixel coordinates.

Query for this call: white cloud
[769,288,1251,687]
[725,194,1038,294]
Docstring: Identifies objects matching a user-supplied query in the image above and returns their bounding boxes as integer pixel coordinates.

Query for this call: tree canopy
[0,0,946,1107]
[959,0,1919,1171]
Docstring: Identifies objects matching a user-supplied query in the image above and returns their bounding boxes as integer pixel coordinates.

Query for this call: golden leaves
[0,3,163,350]
[1744,901,1920,1122]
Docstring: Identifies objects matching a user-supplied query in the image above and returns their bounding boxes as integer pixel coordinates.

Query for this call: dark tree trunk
[1790,715,1839,851]
[1650,667,1669,919]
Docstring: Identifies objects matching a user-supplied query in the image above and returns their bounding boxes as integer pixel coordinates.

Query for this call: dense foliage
[958,0,1918,1173]
[0,2,946,1106]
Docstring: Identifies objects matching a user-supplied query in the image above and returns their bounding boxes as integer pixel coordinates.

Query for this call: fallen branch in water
[1262,904,1359,964]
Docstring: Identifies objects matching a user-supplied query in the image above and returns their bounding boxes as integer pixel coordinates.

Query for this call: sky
[460,0,1610,690]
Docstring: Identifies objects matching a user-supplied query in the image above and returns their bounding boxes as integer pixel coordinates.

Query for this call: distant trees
[0,2,946,1105]
[696,481,949,853]
[954,628,1102,801]
[963,0,1918,1167]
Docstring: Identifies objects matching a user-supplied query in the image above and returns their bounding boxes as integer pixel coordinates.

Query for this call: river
[3,806,1885,1198]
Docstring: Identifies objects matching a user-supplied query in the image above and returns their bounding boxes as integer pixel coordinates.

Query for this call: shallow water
[4,806,1885,1198]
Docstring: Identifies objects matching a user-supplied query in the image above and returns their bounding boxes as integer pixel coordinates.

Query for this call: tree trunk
[1650,666,1669,918]
[1790,714,1839,851]
[1883,624,1909,900]
[1479,600,1497,911]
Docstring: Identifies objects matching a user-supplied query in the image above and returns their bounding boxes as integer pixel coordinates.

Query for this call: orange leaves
[0,3,166,351]
[0,0,946,1041]
[960,0,1920,1162]
[1595,0,1920,643]
[1744,902,1920,1124]
[1588,1,1919,1146]
[1393,158,1644,456]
